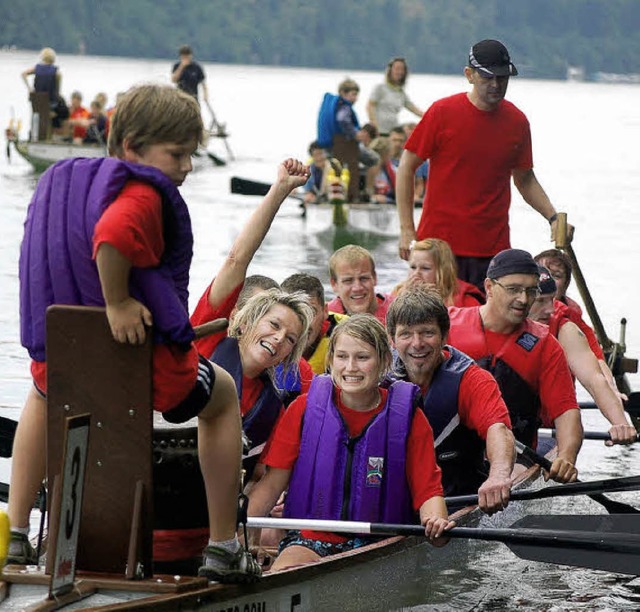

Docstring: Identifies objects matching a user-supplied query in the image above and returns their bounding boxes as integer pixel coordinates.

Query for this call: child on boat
[13,83,309,582]
[247,314,454,571]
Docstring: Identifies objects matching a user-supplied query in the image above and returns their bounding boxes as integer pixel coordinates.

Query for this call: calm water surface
[0,51,639,610]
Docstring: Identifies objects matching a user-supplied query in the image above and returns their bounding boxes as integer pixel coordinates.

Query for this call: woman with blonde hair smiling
[394,238,485,307]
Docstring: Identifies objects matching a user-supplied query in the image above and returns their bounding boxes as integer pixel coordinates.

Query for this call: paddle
[204,100,235,160]
[247,514,640,576]
[539,428,639,442]
[446,474,640,508]
[231,176,305,204]
[515,441,639,514]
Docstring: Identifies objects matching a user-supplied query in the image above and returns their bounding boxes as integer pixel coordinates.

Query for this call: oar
[446,474,640,508]
[515,441,639,514]
[230,177,304,203]
[204,100,235,160]
[247,514,640,576]
[539,428,639,442]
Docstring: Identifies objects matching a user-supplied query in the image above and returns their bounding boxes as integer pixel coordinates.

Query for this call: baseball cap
[537,265,557,295]
[468,39,518,77]
[487,249,539,279]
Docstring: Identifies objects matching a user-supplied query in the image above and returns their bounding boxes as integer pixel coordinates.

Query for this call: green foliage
[2,0,639,79]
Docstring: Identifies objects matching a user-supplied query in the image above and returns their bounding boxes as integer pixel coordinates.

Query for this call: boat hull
[12,139,105,172]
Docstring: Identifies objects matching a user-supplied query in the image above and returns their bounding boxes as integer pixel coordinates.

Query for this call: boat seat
[46,305,153,577]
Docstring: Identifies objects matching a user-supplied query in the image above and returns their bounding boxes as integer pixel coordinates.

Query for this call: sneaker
[197,545,262,583]
[7,532,37,565]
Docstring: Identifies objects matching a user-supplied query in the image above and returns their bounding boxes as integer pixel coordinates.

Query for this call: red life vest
[447,306,549,446]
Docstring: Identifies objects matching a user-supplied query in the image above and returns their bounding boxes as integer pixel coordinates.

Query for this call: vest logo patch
[366,457,384,487]
[516,332,539,352]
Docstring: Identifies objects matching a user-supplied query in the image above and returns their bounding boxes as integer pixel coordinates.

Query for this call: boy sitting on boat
[247,315,454,570]
[12,83,308,582]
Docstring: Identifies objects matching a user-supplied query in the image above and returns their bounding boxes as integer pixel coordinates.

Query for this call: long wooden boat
[0,457,545,611]
[8,138,106,173]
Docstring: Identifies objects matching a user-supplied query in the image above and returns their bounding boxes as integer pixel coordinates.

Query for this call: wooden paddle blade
[0,416,17,458]
[230,176,271,197]
[508,514,640,575]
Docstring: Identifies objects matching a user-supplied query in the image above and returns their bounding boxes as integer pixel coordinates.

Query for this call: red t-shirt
[447,356,512,437]
[94,180,199,412]
[263,386,443,541]
[406,93,533,257]
[70,106,90,139]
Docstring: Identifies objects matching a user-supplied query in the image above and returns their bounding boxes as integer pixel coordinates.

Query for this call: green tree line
[2,0,640,79]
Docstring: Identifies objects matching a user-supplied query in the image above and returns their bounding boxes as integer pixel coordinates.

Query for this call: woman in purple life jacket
[246,314,453,571]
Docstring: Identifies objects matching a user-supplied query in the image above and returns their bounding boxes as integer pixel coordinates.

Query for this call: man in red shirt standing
[447,249,583,483]
[396,39,569,291]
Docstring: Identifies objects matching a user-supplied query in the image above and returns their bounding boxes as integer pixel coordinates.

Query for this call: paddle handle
[554,213,612,351]
[193,318,228,339]
[538,428,639,442]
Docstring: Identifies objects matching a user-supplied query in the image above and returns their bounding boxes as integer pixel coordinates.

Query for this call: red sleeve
[298,359,314,394]
[538,335,579,425]
[405,101,439,161]
[93,181,164,267]
[191,281,243,358]
[457,364,512,438]
[262,394,307,469]
[406,409,444,510]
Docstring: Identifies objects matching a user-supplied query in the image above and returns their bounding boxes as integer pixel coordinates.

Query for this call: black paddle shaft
[517,442,639,514]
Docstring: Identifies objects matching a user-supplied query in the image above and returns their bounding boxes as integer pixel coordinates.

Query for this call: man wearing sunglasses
[447,248,583,483]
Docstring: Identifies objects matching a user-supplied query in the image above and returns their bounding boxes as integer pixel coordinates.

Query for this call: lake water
[0,50,639,610]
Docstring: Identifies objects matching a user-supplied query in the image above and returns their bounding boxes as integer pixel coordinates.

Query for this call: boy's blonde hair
[326,314,392,382]
[108,84,203,157]
[328,244,376,281]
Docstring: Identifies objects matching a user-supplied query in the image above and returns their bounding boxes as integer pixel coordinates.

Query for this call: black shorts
[455,255,492,294]
[162,355,216,424]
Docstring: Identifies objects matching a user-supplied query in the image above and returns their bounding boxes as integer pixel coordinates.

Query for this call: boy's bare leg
[8,387,47,530]
[197,364,242,541]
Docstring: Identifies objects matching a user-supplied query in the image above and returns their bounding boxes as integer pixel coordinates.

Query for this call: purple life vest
[20,157,195,361]
[284,375,417,524]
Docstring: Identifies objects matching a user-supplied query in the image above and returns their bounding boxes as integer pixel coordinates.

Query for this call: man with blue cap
[446,248,584,483]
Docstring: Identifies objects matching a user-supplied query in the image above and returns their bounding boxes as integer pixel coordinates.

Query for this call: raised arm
[558,321,636,444]
[396,149,423,260]
[512,167,574,244]
[207,159,309,309]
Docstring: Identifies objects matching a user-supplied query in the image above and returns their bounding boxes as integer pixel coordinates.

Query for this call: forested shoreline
[3,0,640,80]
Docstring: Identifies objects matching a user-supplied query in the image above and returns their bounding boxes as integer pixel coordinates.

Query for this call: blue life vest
[316,93,360,149]
[210,336,282,450]
[284,375,417,524]
[34,63,58,102]
[20,157,195,361]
